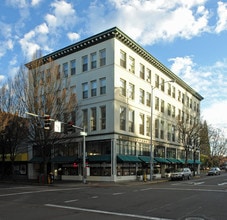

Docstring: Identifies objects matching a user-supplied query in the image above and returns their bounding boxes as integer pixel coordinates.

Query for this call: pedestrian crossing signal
[44,115,51,130]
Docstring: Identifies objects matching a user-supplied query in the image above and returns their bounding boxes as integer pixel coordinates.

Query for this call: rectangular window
[161,100,164,113]
[178,90,181,101]
[182,93,185,104]
[128,109,134,132]
[160,120,164,139]
[146,68,151,82]
[100,78,106,95]
[160,78,165,91]
[90,52,97,69]
[172,106,175,117]
[186,96,189,107]
[91,80,97,97]
[63,62,68,77]
[172,125,175,142]
[168,83,171,95]
[128,83,135,100]
[172,86,176,98]
[167,103,171,116]
[139,113,144,135]
[82,55,88,72]
[140,63,145,79]
[120,78,126,96]
[120,50,126,68]
[82,109,88,131]
[155,97,159,110]
[91,107,97,131]
[139,89,145,104]
[99,49,106,66]
[100,106,106,130]
[155,74,159,88]
[146,92,151,107]
[167,123,171,141]
[82,82,88,99]
[129,56,135,73]
[155,119,159,138]
[146,116,151,136]
[70,60,76,75]
[120,106,126,130]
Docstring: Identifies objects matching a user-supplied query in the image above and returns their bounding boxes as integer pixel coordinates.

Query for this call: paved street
[0,172,227,220]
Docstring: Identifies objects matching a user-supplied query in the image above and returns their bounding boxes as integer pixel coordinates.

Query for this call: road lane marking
[193,182,204,185]
[91,196,98,199]
[0,187,83,197]
[45,203,173,220]
[218,182,227,186]
[64,199,78,203]
[112,192,124,196]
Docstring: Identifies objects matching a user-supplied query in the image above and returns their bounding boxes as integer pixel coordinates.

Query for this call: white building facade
[26,27,203,182]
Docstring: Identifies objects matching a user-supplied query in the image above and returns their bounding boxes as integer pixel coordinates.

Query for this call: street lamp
[150,79,174,181]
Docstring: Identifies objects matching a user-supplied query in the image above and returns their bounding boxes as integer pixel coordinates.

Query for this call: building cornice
[25,27,203,101]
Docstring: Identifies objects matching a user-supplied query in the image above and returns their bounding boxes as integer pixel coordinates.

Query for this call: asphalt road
[0,172,227,220]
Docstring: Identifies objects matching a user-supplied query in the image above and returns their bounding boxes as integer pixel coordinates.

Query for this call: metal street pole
[80,127,87,184]
[150,86,154,181]
[150,80,174,181]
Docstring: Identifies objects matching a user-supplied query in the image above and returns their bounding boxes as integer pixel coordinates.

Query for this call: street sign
[80,131,87,136]
[54,121,61,133]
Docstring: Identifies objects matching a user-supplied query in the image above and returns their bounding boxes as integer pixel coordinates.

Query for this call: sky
[0,0,227,134]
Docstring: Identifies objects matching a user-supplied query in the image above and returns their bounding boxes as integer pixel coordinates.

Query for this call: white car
[208,167,221,176]
[170,168,192,180]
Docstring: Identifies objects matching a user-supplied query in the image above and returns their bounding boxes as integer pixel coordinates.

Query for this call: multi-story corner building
[26,27,203,182]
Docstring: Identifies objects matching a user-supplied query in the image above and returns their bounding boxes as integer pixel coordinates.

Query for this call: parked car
[207,167,221,176]
[170,168,192,180]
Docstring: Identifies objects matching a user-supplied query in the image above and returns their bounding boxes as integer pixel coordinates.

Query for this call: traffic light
[67,121,74,133]
[73,162,78,168]
[44,115,51,130]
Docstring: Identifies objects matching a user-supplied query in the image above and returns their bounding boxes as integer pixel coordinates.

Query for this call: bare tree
[208,126,227,167]
[176,110,202,167]
[24,52,77,181]
[0,76,29,178]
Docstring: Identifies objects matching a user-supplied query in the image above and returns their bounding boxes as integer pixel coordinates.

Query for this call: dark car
[170,168,192,180]
[207,167,221,176]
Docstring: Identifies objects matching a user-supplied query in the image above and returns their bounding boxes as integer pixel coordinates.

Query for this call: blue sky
[0,0,227,134]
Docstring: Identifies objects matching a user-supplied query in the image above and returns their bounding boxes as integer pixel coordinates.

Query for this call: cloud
[215,1,227,33]
[202,101,227,127]
[45,0,77,32]
[6,0,28,8]
[85,0,210,45]
[31,0,42,7]
[168,56,227,127]
[0,75,5,83]
[19,0,78,59]
[67,32,80,42]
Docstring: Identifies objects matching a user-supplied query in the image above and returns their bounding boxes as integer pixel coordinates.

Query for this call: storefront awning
[138,156,157,164]
[88,155,111,163]
[154,157,170,163]
[117,155,141,163]
[29,157,44,163]
[52,156,78,163]
[167,158,183,164]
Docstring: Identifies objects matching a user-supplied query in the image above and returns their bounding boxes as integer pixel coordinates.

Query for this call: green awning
[52,156,78,163]
[117,155,141,163]
[154,157,170,163]
[138,156,157,164]
[167,158,183,164]
[29,157,44,163]
[138,156,150,163]
[88,155,111,162]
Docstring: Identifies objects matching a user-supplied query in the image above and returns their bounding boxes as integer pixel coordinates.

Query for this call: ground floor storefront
[28,134,201,182]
